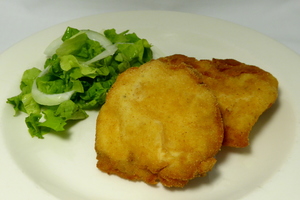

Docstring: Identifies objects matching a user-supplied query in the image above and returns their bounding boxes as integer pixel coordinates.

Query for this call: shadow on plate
[47,109,99,140]
[248,95,281,148]
[163,166,221,192]
[47,120,81,140]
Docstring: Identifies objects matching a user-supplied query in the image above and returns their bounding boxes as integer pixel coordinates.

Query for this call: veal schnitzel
[95,58,224,187]
[159,54,278,147]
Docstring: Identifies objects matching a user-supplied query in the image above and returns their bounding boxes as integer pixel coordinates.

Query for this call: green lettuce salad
[7,27,153,138]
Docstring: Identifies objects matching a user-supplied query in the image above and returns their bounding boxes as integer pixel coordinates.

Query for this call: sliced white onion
[45,29,117,65]
[71,30,118,65]
[81,30,112,48]
[83,44,117,65]
[44,36,64,57]
[31,66,75,106]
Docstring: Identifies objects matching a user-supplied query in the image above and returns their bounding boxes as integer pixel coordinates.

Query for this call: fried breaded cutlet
[159,54,278,148]
[95,59,224,187]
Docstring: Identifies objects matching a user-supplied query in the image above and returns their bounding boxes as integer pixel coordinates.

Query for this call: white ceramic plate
[1,11,300,200]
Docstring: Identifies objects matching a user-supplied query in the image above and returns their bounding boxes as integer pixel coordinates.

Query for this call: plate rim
[1,10,300,200]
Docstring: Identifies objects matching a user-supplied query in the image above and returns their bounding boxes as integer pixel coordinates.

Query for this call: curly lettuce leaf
[7,26,154,138]
[7,68,41,114]
[25,100,88,138]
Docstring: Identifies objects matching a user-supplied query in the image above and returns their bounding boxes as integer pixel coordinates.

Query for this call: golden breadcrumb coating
[161,54,278,148]
[95,58,224,187]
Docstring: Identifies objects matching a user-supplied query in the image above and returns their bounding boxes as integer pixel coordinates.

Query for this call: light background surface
[1,1,300,200]
[1,0,299,54]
